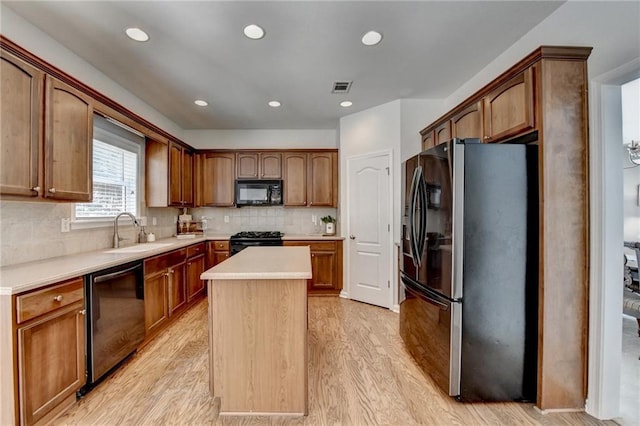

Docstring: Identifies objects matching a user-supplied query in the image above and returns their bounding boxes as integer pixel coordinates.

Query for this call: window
[75,116,144,221]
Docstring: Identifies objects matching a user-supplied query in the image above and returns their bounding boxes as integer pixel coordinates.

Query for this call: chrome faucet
[113,212,139,248]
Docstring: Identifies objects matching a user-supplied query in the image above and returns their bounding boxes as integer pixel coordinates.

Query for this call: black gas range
[229,231,284,255]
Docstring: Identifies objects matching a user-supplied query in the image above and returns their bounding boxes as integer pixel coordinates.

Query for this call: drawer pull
[48,188,56,193]
[31,186,41,192]
[53,295,63,302]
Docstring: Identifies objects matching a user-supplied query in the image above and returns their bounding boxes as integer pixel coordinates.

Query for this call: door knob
[349,235,356,240]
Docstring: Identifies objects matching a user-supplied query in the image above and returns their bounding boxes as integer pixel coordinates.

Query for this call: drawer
[284,240,337,251]
[187,243,206,258]
[210,240,229,251]
[145,248,187,274]
[16,277,84,324]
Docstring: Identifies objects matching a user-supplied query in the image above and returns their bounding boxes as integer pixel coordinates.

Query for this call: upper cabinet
[236,152,282,179]
[168,141,193,206]
[198,152,235,207]
[1,49,93,202]
[482,68,535,143]
[307,152,338,207]
[0,50,43,198]
[283,153,307,206]
[146,139,194,207]
[452,101,483,140]
[420,67,535,147]
[282,151,338,207]
[434,121,451,146]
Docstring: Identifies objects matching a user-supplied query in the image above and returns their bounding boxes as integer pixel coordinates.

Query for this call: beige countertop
[201,246,312,281]
[0,233,341,295]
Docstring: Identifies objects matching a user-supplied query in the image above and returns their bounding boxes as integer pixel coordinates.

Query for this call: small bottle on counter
[147,232,156,242]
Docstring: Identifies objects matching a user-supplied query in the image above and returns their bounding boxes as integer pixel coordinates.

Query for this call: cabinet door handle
[484,136,490,140]
[79,309,86,315]
[53,295,63,302]
[31,186,41,192]
[48,188,56,193]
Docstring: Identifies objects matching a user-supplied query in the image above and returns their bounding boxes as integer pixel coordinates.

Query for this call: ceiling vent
[332,81,352,93]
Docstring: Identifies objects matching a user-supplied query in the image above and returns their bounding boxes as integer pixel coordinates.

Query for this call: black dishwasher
[79,260,144,396]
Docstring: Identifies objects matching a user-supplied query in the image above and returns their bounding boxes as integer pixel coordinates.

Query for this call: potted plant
[320,215,336,235]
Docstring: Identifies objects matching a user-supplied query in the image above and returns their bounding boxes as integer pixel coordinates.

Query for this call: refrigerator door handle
[408,166,422,267]
[401,271,460,305]
[415,172,428,264]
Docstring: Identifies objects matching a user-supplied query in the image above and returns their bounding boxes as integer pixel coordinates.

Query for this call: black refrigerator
[399,138,538,402]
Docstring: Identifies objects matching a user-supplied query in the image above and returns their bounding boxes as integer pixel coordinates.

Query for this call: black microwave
[235,180,283,206]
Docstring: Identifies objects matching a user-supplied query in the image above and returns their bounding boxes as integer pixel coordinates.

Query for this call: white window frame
[71,121,144,230]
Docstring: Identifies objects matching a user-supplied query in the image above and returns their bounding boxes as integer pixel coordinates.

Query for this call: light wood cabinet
[206,240,230,269]
[170,142,194,207]
[143,270,169,336]
[15,277,85,426]
[482,68,535,143]
[308,152,338,207]
[434,121,451,146]
[198,152,235,206]
[283,151,338,207]
[143,248,188,338]
[452,101,483,139]
[44,76,93,202]
[421,130,435,151]
[283,240,343,295]
[147,139,193,207]
[1,51,93,202]
[186,243,206,303]
[0,50,43,198]
[236,152,282,179]
[283,153,308,206]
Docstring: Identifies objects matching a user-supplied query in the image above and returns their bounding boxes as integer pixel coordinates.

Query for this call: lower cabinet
[14,277,85,426]
[186,243,206,302]
[143,248,188,338]
[206,240,230,269]
[283,240,343,295]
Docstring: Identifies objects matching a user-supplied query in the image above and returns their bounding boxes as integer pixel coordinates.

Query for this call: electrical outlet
[60,218,70,233]
[152,217,157,226]
[224,215,230,223]
[138,216,147,227]
[311,214,317,225]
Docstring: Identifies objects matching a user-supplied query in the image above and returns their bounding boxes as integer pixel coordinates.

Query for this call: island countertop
[200,246,312,281]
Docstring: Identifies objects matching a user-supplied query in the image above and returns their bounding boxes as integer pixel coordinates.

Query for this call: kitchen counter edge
[0,234,343,295]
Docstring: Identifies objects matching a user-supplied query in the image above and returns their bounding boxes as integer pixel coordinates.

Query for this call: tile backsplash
[0,201,338,267]
[191,206,338,236]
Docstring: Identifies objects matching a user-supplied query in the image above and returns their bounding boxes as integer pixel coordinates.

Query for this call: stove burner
[229,231,284,255]
[231,231,283,240]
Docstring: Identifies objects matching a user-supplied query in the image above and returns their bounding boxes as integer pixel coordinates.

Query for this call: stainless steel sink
[104,243,174,253]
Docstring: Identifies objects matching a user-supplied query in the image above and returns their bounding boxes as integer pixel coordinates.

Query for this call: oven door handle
[93,264,142,283]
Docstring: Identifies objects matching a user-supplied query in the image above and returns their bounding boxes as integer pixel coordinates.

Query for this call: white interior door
[347,152,391,308]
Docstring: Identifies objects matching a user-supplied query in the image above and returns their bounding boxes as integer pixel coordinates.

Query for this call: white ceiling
[4,1,564,130]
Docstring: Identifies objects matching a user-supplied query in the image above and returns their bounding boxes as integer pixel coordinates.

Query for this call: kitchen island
[201,246,312,416]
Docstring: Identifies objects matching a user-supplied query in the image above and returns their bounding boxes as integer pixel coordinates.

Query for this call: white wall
[444,1,640,110]
[0,4,184,139]
[182,129,337,150]
[622,78,640,241]
[399,99,444,161]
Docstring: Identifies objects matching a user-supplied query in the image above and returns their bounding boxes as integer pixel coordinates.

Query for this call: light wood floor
[53,297,614,426]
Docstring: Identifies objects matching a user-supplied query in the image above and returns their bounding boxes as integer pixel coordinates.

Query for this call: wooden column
[536,50,591,410]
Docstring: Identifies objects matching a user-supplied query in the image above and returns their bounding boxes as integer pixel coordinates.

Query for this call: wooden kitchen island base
[202,247,312,416]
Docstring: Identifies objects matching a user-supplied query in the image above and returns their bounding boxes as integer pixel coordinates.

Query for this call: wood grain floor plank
[52,297,614,426]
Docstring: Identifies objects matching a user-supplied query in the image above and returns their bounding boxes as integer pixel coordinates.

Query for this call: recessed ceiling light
[244,24,265,40]
[268,100,281,107]
[361,30,383,46]
[194,100,208,107]
[340,101,353,108]
[125,27,150,42]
